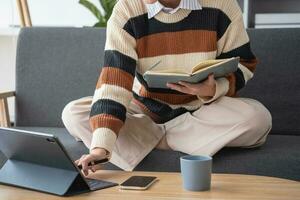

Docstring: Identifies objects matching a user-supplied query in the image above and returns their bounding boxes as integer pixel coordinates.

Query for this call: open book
[143,57,239,89]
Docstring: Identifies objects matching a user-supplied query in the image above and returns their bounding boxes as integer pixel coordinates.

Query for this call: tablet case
[0,128,117,196]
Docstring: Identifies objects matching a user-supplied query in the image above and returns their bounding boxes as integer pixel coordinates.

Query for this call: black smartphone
[120,176,158,190]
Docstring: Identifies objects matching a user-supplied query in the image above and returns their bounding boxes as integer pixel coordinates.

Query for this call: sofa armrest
[0,91,15,127]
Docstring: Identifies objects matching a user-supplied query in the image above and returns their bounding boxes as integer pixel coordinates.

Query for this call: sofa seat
[0,127,299,181]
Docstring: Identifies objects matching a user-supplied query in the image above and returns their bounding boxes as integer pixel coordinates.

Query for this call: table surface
[0,170,299,200]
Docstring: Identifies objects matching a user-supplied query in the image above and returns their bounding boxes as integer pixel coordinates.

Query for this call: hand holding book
[143,57,239,89]
[166,74,216,97]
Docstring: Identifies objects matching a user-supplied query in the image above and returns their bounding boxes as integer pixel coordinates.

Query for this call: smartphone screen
[120,176,157,190]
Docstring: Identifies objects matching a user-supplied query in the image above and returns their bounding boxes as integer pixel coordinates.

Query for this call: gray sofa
[1,28,300,181]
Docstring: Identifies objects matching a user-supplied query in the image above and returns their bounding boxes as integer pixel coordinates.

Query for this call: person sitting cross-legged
[62,0,272,175]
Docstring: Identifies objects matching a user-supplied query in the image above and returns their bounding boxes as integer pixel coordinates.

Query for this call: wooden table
[0,170,299,200]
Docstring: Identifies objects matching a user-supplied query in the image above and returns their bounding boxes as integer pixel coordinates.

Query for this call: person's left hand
[166,74,216,97]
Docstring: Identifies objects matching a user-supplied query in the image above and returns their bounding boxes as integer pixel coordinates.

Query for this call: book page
[191,59,225,73]
[191,57,236,75]
[145,58,234,76]
[147,68,189,75]
[148,60,224,75]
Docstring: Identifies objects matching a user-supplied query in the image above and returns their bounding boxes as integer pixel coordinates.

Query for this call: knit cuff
[90,128,117,154]
[198,78,229,104]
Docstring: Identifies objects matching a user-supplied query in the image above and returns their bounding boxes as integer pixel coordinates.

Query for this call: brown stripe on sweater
[240,58,258,72]
[225,73,237,97]
[137,30,217,58]
[96,67,134,91]
[139,86,198,105]
[90,114,124,133]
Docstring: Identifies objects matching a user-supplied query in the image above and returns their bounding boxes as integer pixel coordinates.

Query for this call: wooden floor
[0,170,300,200]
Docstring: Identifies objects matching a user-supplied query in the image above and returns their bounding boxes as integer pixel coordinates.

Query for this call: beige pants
[62,96,272,171]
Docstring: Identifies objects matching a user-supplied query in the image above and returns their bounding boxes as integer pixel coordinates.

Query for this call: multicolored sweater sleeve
[89,1,137,153]
[216,0,258,97]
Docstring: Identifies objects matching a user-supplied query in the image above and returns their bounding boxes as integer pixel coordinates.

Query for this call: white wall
[0,0,15,27]
[0,0,103,27]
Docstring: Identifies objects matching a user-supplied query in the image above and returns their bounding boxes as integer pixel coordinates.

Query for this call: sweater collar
[145,0,202,19]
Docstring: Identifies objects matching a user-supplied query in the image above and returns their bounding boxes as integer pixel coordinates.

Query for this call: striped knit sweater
[89,0,257,153]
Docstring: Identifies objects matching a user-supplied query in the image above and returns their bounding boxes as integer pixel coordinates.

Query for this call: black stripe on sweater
[90,99,127,122]
[217,42,256,60]
[234,68,246,91]
[123,8,231,40]
[104,50,136,76]
[217,43,255,91]
[133,92,193,123]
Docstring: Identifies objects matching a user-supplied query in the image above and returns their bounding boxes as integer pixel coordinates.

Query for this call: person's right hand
[75,148,109,176]
[167,74,216,97]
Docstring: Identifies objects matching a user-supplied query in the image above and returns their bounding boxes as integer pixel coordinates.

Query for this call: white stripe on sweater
[92,84,133,108]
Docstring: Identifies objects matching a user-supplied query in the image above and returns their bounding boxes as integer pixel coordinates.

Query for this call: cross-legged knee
[61,100,85,140]
[230,100,272,147]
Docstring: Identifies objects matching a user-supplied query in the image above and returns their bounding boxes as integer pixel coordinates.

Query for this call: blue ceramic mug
[180,155,212,191]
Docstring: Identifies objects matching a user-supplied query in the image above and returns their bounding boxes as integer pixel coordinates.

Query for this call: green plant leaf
[79,0,102,20]
[94,21,107,27]
[105,0,116,19]
[107,0,116,9]
[108,0,116,12]
[79,0,116,27]
[99,0,109,14]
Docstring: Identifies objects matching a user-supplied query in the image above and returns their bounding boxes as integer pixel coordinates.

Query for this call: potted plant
[79,0,117,27]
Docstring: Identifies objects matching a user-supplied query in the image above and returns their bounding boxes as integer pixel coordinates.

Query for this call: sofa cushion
[15,28,106,127]
[1,127,299,181]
